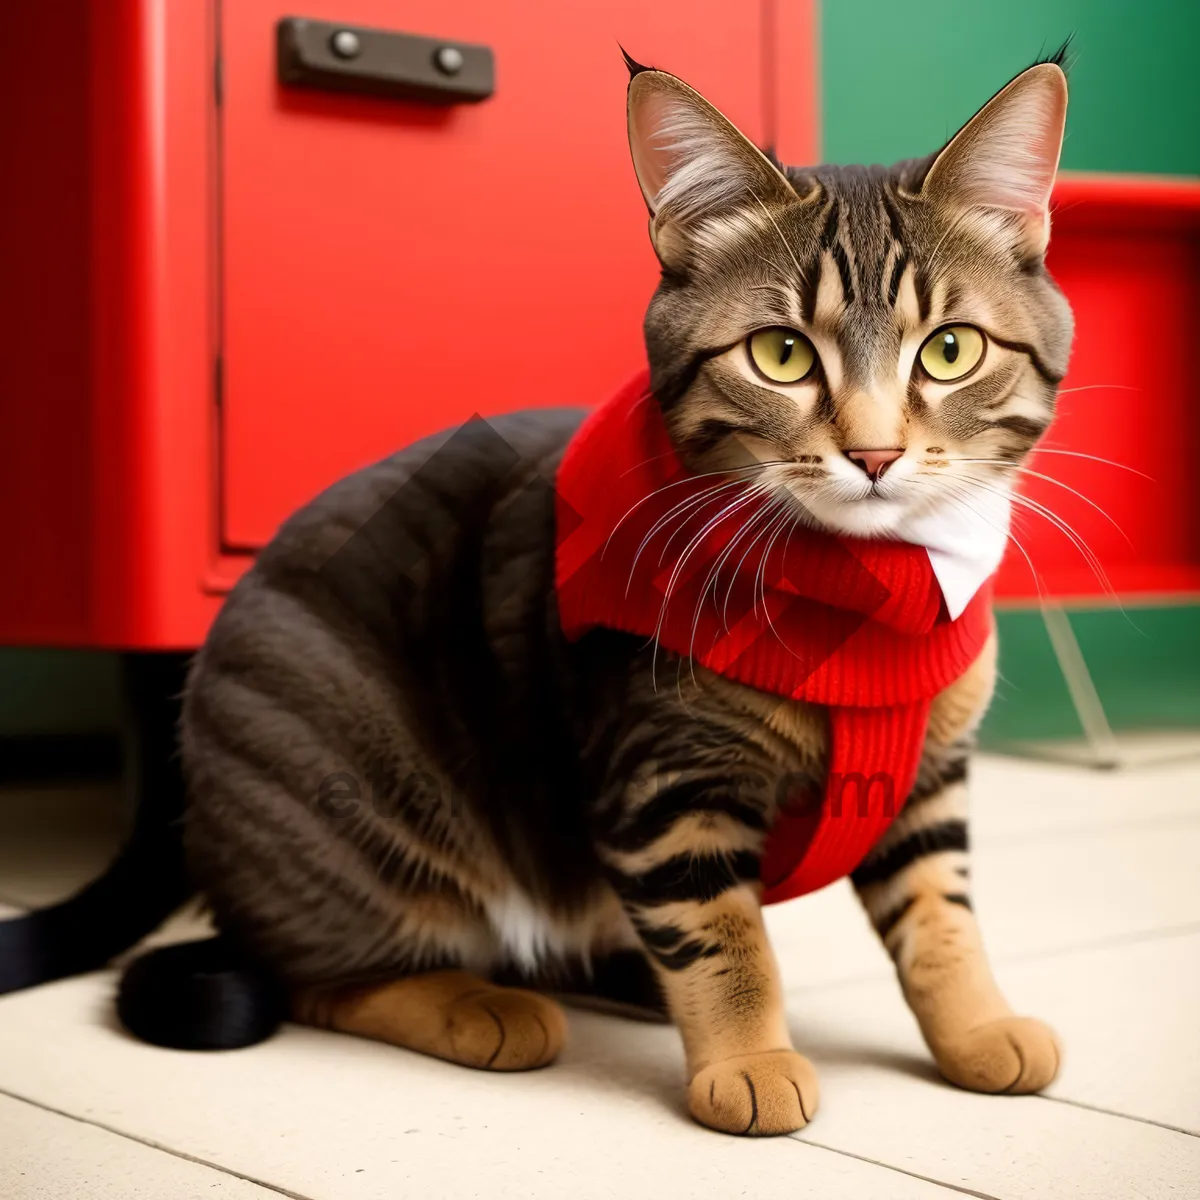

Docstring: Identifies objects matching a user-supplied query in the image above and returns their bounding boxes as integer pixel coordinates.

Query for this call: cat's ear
[626,64,795,259]
[922,62,1067,257]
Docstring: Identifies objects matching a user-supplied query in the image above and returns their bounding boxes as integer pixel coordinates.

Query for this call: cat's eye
[747,327,817,384]
[918,325,986,382]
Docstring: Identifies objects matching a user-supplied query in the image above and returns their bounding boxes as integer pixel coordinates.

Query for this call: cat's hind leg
[294,970,567,1071]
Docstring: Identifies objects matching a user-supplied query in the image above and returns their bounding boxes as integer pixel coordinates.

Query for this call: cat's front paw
[687,1049,819,1136]
[933,1015,1061,1094]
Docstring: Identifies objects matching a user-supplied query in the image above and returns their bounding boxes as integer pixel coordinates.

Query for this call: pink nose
[847,448,904,481]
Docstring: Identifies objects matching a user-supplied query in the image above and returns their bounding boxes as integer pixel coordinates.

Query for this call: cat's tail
[0,652,195,997]
[117,936,286,1050]
[0,786,192,995]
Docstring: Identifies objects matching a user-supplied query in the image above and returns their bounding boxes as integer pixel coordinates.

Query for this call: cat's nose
[846,448,904,480]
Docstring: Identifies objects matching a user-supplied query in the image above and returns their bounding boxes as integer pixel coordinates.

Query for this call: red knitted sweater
[555,372,993,904]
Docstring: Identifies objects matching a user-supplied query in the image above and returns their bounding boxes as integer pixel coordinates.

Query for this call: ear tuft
[619,45,653,80]
[1036,35,1074,72]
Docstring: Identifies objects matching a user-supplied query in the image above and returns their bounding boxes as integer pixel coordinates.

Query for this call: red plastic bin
[994,174,1200,605]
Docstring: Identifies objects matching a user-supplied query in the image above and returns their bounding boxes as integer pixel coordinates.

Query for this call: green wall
[821,0,1200,176]
[0,650,121,737]
[820,0,1200,746]
[983,606,1200,745]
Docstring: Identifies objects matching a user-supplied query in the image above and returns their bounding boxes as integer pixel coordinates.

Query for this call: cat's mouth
[769,451,964,540]
[784,483,916,539]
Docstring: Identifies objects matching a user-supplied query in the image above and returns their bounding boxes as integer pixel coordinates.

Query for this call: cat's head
[627,55,1073,538]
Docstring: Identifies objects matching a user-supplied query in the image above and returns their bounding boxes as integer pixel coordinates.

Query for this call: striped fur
[135,57,1071,1136]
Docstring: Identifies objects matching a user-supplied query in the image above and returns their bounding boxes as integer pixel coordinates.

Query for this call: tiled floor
[1,753,1198,1199]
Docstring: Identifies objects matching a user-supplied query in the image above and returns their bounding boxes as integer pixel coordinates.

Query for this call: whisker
[1054,384,1141,395]
[909,475,1048,602]
[700,504,773,625]
[618,449,690,477]
[942,460,1133,545]
[622,482,733,599]
[760,509,818,660]
[954,474,1120,602]
[677,486,775,687]
[687,502,768,640]
[1031,448,1154,480]
[758,509,802,651]
[685,500,779,671]
[650,484,769,689]
[1006,467,1132,546]
[945,450,1152,480]
[754,506,794,621]
[603,462,782,557]
[625,479,747,595]
[656,480,766,566]
[722,499,787,630]
[948,476,1141,629]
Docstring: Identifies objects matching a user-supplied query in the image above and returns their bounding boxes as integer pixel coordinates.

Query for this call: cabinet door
[221,1,796,548]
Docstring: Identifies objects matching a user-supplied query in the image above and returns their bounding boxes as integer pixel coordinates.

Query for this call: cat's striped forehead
[690,159,1032,391]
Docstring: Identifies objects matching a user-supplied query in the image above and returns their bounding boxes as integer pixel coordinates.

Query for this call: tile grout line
[788,918,1200,998]
[786,1135,1002,1199]
[1041,1092,1200,1139]
[981,808,1200,846]
[976,916,1200,968]
[0,1083,314,1200]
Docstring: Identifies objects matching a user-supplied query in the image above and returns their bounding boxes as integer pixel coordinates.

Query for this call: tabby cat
[116,53,1073,1136]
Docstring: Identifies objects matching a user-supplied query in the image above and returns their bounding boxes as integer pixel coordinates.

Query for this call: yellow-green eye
[747,327,816,384]
[919,325,985,382]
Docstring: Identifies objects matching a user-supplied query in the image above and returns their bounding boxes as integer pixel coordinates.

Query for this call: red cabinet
[0,0,816,648]
[221,0,815,549]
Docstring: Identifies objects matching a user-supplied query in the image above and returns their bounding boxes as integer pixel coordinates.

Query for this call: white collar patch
[895,488,1011,619]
